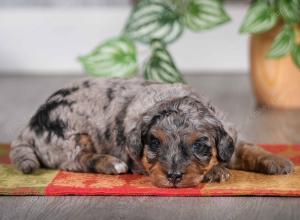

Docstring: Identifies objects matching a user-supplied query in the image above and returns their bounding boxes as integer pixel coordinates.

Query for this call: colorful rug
[1,144,300,196]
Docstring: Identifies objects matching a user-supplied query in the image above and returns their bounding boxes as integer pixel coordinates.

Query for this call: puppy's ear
[216,128,235,162]
[126,109,164,164]
[126,120,144,163]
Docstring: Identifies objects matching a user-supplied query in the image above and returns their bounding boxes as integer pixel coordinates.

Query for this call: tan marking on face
[151,129,168,143]
[148,162,172,188]
[175,160,203,187]
[186,132,201,145]
[141,153,153,174]
[203,146,219,172]
[176,147,219,187]
[142,152,171,187]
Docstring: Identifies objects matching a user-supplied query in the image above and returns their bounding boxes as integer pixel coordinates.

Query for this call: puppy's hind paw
[18,160,39,174]
[202,165,231,183]
[259,155,294,175]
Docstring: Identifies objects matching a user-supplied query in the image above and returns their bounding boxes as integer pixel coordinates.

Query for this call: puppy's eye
[146,136,160,162]
[192,137,210,155]
[149,136,160,150]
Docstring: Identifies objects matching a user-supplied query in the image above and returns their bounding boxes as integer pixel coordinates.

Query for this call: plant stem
[295,25,300,44]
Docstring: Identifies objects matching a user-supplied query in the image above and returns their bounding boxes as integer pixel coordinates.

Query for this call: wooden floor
[0,74,300,220]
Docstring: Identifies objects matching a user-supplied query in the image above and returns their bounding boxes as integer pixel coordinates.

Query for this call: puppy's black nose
[167,172,183,184]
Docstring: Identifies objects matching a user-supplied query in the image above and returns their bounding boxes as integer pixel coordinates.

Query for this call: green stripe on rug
[0,164,59,195]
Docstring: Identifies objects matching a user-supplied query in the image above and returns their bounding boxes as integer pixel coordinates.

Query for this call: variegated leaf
[278,0,300,23]
[144,40,184,83]
[240,1,278,33]
[79,37,138,77]
[267,25,295,58]
[124,1,184,44]
[183,0,230,31]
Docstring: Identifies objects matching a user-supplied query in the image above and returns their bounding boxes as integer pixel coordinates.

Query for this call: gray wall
[0,0,131,7]
[0,1,249,74]
[0,0,243,7]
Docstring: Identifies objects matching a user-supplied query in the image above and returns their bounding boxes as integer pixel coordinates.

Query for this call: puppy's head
[126,96,235,188]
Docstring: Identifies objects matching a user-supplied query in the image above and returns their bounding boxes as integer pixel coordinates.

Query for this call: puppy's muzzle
[167,172,183,185]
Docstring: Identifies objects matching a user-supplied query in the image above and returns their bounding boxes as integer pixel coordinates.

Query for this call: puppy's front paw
[259,155,294,175]
[202,165,231,183]
[95,155,128,175]
[112,160,128,174]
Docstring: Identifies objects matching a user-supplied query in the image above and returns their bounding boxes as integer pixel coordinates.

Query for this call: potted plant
[240,0,300,109]
[79,0,231,83]
[79,0,300,108]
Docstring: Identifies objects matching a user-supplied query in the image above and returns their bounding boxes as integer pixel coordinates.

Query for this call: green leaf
[291,43,300,68]
[144,40,184,83]
[183,0,230,31]
[240,1,278,33]
[278,0,300,24]
[267,25,295,58]
[124,1,184,44]
[79,37,138,77]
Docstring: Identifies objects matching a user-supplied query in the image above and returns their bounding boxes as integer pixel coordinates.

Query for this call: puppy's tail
[10,128,40,174]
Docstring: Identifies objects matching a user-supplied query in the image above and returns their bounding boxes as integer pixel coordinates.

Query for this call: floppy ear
[216,127,235,162]
[126,119,144,164]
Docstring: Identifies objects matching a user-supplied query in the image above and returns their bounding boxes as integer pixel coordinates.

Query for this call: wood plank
[0,196,299,220]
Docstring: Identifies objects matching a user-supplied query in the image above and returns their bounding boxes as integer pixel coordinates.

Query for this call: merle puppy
[10,77,294,188]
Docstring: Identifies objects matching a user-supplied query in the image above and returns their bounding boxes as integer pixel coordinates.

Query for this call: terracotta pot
[250,24,300,109]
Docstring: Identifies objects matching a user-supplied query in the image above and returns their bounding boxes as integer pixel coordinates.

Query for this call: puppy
[10,77,294,188]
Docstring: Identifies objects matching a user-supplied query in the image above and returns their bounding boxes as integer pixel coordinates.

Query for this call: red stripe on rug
[45,172,206,196]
